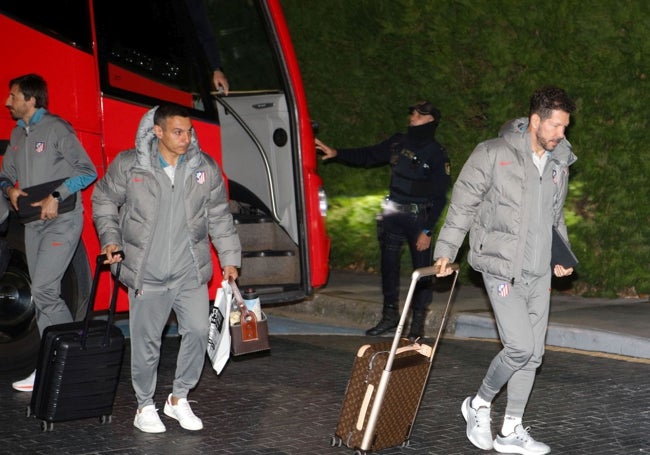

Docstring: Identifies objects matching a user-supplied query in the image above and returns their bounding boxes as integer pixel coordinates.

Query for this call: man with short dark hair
[1,73,97,392]
[434,86,577,454]
[92,104,241,433]
[316,101,451,340]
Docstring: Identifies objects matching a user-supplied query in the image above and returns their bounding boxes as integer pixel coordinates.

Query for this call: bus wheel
[0,244,91,372]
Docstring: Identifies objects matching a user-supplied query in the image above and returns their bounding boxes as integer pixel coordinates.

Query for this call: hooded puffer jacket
[434,117,577,282]
[92,107,241,291]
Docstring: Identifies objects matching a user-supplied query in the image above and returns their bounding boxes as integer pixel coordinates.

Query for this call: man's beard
[536,131,560,152]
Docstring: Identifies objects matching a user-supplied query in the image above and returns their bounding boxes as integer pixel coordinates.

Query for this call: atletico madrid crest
[497,282,510,297]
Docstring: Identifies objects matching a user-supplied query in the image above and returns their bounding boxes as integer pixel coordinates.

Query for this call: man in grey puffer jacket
[434,87,577,455]
[92,104,241,433]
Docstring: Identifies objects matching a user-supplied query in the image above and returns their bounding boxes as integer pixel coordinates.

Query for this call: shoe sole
[133,415,166,433]
[12,385,33,392]
[493,441,550,455]
[461,397,494,451]
[133,422,166,433]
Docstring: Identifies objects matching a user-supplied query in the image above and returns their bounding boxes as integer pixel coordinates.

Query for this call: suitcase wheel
[353,450,366,455]
[329,435,342,447]
[40,420,54,432]
[100,414,113,424]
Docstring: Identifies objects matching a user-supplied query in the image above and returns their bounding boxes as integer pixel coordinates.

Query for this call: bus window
[0,1,91,51]
[94,0,212,112]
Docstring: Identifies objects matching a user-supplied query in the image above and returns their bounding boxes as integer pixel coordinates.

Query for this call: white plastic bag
[207,280,232,374]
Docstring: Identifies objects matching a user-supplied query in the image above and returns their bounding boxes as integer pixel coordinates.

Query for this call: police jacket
[334,122,451,229]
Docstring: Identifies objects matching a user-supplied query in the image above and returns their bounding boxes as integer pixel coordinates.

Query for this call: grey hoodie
[434,117,577,283]
[92,107,241,291]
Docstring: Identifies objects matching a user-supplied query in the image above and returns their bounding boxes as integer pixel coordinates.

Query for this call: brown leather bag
[229,281,270,356]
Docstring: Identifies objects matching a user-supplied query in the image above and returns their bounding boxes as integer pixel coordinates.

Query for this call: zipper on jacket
[533,175,543,269]
[168,182,174,279]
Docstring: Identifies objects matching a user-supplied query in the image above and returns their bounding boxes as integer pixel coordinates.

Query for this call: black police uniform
[332,119,451,338]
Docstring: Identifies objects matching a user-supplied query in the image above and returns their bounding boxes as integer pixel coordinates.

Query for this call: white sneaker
[134,405,166,433]
[494,425,551,454]
[164,394,203,431]
[12,370,36,392]
[461,396,493,450]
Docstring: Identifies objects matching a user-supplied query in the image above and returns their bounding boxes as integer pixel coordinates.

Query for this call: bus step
[239,250,300,286]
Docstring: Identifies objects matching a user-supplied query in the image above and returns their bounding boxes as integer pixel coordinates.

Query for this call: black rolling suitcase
[28,253,125,431]
[331,263,459,454]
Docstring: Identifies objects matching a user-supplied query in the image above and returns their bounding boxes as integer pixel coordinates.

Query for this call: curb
[453,313,650,359]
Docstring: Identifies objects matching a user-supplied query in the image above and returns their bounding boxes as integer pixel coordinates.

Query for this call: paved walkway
[3,335,649,454]
[3,269,649,454]
[266,269,650,359]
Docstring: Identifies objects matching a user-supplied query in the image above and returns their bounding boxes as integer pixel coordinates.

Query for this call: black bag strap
[81,252,123,349]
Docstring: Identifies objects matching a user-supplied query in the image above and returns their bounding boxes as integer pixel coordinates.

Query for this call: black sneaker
[407,326,425,342]
[365,318,398,336]
[406,309,426,341]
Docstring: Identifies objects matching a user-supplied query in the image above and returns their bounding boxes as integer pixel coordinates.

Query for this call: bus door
[209,0,311,302]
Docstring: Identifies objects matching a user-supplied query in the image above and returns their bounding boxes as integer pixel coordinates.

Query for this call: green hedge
[282,0,650,297]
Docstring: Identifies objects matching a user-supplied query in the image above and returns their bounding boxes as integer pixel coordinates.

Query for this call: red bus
[0,0,330,369]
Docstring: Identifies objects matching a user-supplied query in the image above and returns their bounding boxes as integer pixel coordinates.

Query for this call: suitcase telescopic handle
[80,252,124,349]
[416,262,460,279]
[361,262,460,450]
[97,250,125,264]
[389,262,459,366]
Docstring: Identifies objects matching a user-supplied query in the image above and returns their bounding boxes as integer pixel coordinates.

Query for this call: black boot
[407,309,426,341]
[365,305,399,336]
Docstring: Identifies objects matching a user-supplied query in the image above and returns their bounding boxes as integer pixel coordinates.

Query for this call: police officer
[315,101,451,339]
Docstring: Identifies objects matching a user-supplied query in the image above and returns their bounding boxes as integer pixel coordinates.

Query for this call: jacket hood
[134,106,202,170]
[498,117,577,166]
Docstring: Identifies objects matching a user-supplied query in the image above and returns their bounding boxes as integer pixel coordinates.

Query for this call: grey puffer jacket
[92,107,241,291]
[434,117,577,282]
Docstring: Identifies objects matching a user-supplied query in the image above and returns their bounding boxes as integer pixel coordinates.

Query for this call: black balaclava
[407,121,437,146]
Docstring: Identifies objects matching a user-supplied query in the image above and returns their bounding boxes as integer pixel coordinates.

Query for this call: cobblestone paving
[1,335,649,454]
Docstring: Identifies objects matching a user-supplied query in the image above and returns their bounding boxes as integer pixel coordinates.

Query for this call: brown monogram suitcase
[331,263,459,454]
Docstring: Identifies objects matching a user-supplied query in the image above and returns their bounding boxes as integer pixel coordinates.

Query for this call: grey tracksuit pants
[477,271,551,418]
[128,284,210,409]
[25,211,83,336]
